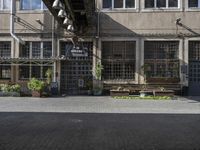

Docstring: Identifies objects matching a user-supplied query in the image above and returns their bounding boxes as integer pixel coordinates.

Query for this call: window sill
[185,8,200,12]
[17,10,49,14]
[101,8,139,13]
[103,80,136,84]
[141,8,182,12]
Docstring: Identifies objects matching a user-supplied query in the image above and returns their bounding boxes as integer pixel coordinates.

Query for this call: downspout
[10,0,25,45]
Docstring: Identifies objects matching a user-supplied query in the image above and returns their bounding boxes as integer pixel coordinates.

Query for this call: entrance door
[60,42,93,95]
[188,41,200,96]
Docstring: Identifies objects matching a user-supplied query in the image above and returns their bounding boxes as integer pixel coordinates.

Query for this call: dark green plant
[27,78,45,92]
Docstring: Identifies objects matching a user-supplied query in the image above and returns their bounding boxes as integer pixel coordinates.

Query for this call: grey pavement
[0,96,200,114]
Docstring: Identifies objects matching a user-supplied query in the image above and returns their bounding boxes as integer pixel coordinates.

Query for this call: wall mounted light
[58,9,67,18]
[63,17,72,25]
[67,24,74,32]
[52,0,64,9]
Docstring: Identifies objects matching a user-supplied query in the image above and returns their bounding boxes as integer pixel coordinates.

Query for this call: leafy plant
[45,68,53,85]
[27,78,45,92]
[95,62,103,80]
[0,84,21,93]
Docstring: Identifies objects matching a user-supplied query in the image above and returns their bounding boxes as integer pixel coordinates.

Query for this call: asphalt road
[0,112,199,150]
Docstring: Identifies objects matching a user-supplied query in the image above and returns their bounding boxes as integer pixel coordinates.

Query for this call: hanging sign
[71,46,88,57]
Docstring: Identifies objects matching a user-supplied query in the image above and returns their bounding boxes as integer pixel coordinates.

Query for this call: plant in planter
[27,78,45,97]
[0,84,21,97]
[140,63,151,90]
[93,62,103,96]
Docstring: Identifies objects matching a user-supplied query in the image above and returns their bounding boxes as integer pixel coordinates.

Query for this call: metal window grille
[0,41,11,57]
[102,41,136,80]
[189,0,198,7]
[144,41,179,78]
[32,42,41,58]
[0,66,11,79]
[20,42,30,58]
[19,66,30,79]
[189,41,200,61]
[43,42,52,58]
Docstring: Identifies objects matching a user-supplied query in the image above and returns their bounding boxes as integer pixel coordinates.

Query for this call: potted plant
[27,78,45,97]
[93,62,103,96]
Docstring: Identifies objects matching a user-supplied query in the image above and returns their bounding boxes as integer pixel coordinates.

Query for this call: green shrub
[0,84,21,93]
[27,78,45,92]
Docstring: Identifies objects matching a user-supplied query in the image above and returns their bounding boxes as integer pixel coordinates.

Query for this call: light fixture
[67,25,74,32]
[52,0,64,9]
[58,10,67,18]
[63,17,72,25]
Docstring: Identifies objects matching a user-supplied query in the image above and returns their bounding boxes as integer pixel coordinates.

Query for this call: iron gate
[188,41,200,96]
[60,42,93,95]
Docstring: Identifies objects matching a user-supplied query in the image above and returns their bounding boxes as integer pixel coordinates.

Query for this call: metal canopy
[42,0,95,34]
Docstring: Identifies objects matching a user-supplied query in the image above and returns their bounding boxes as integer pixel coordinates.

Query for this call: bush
[0,84,21,93]
[27,78,45,92]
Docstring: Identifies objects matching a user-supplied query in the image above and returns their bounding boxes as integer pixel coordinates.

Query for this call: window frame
[102,0,136,10]
[0,0,11,10]
[101,40,137,82]
[143,40,180,79]
[144,0,180,10]
[20,0,48,10]
[188,0,200,8]
[20,41,52,59]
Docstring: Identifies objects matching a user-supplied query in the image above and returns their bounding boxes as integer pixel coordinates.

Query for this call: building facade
[1,0,200,95]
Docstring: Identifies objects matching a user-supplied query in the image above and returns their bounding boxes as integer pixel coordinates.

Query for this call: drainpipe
[10,0,25,45]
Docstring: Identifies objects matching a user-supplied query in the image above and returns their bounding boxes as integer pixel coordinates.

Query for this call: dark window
[157,0,166,7]
[102,41,136,80]
[0,66,11,79]
[145,0,155,8]
[0,42,11,57]
[19,66,30,79]
[114,0,123,8]
[32,66,41,78]
[189,41,200,61]
[43,42,52,58]
[126,0,135,8]
[144,41,179,78]
[189,0,198,7]
[103,0,112,8]
[32,42,41,58]
[20,42,30,58]
[169,0,178,7]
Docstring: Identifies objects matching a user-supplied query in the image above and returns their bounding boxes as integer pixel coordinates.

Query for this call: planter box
[110,90,130,96]
[0,92,20,97]
[147,78,180,83]
[32,91,42,97]
[154,90,175,96]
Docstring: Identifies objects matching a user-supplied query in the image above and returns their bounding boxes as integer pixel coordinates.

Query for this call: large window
[0,66,11,79]
[21,0,47,10]
[144,41,179,78]
[102,41,136,80]
[20,41,52,58]
[102,0,135,9]
[0,42,11,57]
[189,0,200,8]
[145,0,178,8]
[0,0,11,10]
[19,65,52,80]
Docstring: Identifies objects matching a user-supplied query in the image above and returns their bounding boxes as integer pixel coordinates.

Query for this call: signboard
[71,46,88,57]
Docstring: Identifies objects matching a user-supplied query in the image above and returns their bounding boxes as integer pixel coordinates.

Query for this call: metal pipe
[52,16,56,82]
[10,0,25,45]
